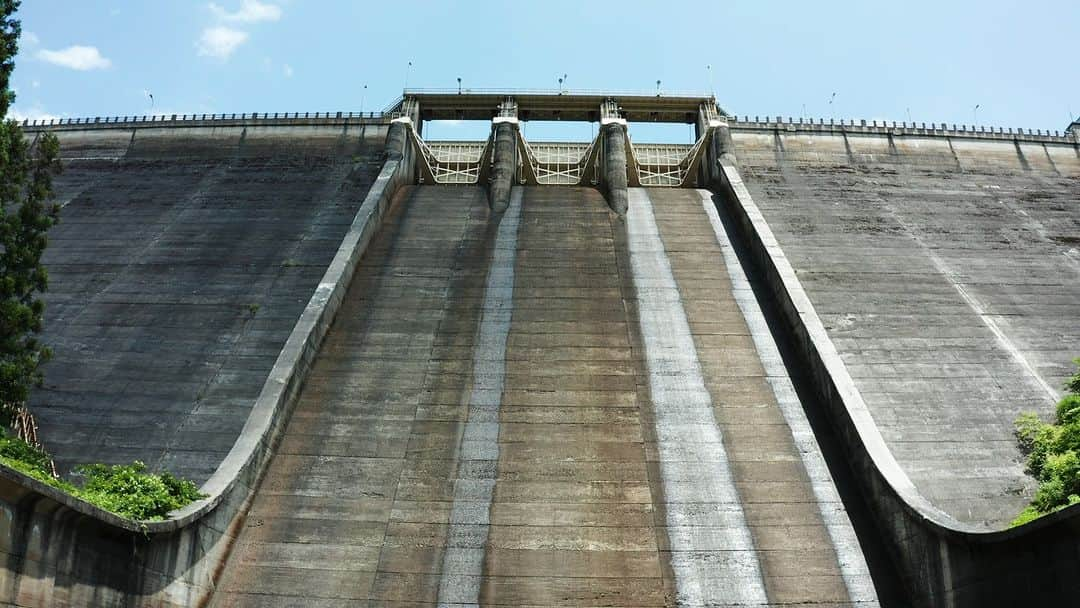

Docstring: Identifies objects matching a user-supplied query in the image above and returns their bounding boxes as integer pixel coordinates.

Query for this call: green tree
[0,0,61,449]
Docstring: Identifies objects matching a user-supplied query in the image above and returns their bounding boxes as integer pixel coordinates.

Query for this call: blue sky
[10,0,1080,141]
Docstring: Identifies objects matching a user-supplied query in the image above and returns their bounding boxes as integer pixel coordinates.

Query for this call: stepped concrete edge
[0,124,417,606]
[714,159,1080,607]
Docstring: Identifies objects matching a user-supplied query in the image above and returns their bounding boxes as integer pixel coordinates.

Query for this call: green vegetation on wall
[1013,359,1080,526]
[0,430,205,521]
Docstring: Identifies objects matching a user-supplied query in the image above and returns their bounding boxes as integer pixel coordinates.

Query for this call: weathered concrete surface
[714,158,1080,607]
[209,185,886,606]
[731,130,1080,527]
[210,185,493,606]
[32,123,387,483]
[634,188,877,605]
[0,121,412,608]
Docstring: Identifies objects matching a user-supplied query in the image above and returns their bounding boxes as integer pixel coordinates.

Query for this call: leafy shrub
[74,462,205,521]
[1012,360,1080,526]
[1067,358,1080,395]
[0,430,205,521]
[0,429,76,492]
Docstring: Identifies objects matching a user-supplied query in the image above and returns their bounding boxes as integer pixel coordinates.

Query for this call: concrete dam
[3,92,1079,606]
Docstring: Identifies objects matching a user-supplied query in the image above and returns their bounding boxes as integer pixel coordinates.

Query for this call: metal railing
[402,87,714,98]
[525,141,595,185]
[419,140,490,184]
[632,142,697,187]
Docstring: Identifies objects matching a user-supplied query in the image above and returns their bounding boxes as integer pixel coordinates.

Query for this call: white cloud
[209,0,281,23]
[36,45,111,70]
[31,80,40,88]
[9,106,60,123]
[282,63,293,78]
[197,26,248,59]
[22,31,39,45]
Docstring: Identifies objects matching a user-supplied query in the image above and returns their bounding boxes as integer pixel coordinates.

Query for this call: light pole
[360,84,367,115]
[457,77,462,95]
[558,73,566,94]
[973,104,980,126]
[404,61,412,91]
[656,79,661,96]
[706,64,713,97]
[828,92,836,119]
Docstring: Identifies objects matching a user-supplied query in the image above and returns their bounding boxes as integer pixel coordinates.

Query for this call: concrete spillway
[210,185,881,606]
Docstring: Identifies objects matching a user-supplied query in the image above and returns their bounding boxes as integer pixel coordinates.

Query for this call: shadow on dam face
[707,191,910,606]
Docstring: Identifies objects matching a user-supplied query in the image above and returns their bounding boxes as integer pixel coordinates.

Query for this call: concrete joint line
[436,187,523,606]
[626,188,768,606]
[697,189,880,606]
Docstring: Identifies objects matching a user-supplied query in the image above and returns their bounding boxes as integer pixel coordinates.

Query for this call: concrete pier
[488,121,517,212]
[601,123,629,215]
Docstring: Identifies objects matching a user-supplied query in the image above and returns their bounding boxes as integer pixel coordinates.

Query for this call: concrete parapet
[488,120,518,213]
[0,122,417,606]
[601,122,629,215]
[727,115,1076,145]
[22,111,388,134]
[713,158,1080,607]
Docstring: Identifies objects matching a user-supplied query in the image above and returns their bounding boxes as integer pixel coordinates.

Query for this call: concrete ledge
[22,112,389,134]
[728,116,1075,145]
[714,160,1080,607]
[0,129,418,606]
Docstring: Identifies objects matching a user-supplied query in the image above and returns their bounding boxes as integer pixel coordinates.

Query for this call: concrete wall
[36,123,389,484]
[23,112,382,133]
[0,122,416,606]
[731,127,1080,527]
[712,156,1080,607]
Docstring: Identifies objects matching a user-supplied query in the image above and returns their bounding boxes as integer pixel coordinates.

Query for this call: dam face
[36,123,388,483]
[734,129,1080,525]
[3,98,1079,607]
